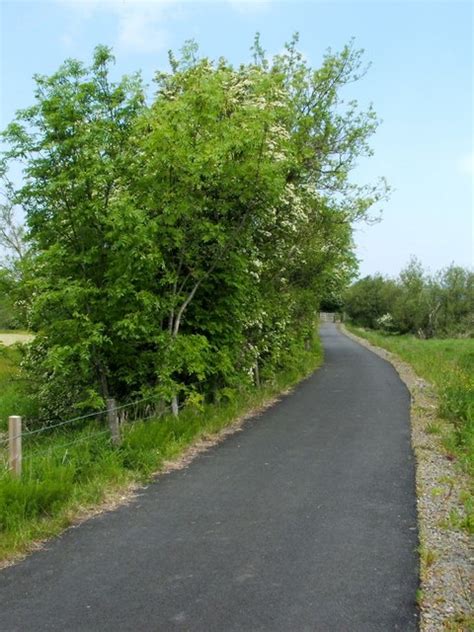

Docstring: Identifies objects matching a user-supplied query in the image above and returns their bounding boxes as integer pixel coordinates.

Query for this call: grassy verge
[0,337,322,564]
[346,324,473,532]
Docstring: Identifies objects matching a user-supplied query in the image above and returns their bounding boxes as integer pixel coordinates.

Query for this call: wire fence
[1,395,165,441]
[0,394,184,477]
[22,429,112,461]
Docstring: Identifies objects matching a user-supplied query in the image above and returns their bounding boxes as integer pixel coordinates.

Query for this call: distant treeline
[344,259,473,338]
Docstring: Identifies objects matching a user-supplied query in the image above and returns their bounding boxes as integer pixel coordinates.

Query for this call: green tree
[1,38,384,421]
[0,189,27,266]
[345,259,473,338]
[344,274,399,328]
[0,179,35,328]
[2,46,145,418]
[431,265,474,336]
[0,267,16,328]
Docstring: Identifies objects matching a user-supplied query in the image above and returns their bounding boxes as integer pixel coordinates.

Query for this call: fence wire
[1,395,187,473]
[5,394,166,442]
[23,429,112,461]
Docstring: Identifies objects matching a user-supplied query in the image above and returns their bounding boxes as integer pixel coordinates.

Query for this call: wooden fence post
[8,416,22,478]
[171,395,179,417]
[107,399,120,446]
[253,361,260,388]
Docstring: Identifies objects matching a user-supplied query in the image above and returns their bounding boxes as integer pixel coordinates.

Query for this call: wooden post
[253,361,260,388]
[107,398,120,446]
[171,395,179,417]
[8,416,22,478]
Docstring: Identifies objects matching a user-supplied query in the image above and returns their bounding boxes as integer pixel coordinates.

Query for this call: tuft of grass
[418,544,438,569]
[426,422,442,435]
[415,588,425,608]
[0,337,323,563]
[438,502,474,535]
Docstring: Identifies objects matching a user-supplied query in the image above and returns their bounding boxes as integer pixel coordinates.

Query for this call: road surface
[0,324,419,631]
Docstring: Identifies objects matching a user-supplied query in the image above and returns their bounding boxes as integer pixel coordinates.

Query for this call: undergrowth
[0,344,38,429]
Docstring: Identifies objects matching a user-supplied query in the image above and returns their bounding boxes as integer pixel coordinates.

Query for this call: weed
[418,545,438,568]
[416,588,425,607]
[426,422,442,435]
[443,612,474,631]
[442,504,474,534]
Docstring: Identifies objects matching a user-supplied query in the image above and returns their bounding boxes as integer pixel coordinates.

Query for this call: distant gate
[319,312,343,323]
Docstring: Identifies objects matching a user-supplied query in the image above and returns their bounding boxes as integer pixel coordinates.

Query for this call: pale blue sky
[1,0,472,277]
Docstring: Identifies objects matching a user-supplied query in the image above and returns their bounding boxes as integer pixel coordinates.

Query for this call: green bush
[0,344,38,430]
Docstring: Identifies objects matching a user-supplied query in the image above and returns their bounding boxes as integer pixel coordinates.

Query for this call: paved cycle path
[0,324,419,631]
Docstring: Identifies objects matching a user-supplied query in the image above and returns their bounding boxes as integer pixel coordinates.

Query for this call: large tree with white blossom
[1,37,385,419]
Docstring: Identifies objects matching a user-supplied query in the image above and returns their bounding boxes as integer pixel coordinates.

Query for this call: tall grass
[0,337,322,563]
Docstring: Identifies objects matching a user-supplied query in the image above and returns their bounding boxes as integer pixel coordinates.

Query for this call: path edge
[339,324,472,631]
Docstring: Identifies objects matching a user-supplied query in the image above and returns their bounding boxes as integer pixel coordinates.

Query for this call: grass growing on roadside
[0,337,322,563]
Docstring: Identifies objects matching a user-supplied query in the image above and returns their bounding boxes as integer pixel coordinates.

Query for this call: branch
[172,276,205,337]
[0,201,27,262]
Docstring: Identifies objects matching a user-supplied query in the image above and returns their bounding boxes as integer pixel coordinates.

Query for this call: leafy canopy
[1,37,384,420]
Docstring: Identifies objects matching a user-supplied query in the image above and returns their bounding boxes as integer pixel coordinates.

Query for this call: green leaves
[2,37,383,419]
[345,261,474,338]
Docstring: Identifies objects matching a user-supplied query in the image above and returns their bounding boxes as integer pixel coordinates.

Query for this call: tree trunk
[97,361,110,401]
[172,279,203,338]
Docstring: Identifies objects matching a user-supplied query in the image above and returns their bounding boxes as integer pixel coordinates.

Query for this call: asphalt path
[0,324,419,631]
